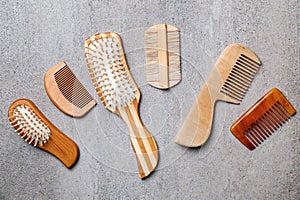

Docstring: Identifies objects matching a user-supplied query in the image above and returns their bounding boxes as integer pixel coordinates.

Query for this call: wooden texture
[44,61,96,117]
[175,44,261,147]
[145,24,180,89]
[84,32,158,178]
[8,99,79,168]
[230,88,296,150]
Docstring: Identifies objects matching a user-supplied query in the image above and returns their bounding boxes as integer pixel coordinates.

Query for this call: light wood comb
[230,88,296,150]
[175,44,261,147]
[44,61,97,117]
[84,32,158,178]
[8,99,79,168]
[145,24,180,89]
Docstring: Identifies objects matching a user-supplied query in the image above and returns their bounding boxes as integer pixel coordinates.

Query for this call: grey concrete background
[0,0,299,199]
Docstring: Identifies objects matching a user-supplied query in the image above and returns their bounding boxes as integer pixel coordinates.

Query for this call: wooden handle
[40,127,79,168]
[118,102,158,179]
[175,84,216,147]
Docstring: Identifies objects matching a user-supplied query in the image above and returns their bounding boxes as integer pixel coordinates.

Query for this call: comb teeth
[230,88,296,150]
[220,54,261,102]
[10,105,50,146]
[85,33,137,111]
[243,102,292,148]
[54,65,94,109]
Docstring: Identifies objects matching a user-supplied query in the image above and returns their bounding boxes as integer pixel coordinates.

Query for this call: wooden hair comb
[8,99,79,168]
[84,32,158,178]
[44,61,97,117]
[145,24,181,89]
[230,88,296,150]
[175,44,261,147]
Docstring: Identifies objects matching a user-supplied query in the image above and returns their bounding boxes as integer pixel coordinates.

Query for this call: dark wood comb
[230,88,296,150]
[44,61,97,117]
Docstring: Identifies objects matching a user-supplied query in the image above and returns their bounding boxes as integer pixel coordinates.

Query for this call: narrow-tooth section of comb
[145,24,180,89]
[230,88,296,150]
[175,44,261,147]
[220,54,260,102]
[8,99,79,168]
[44,61,96,117]
[84,33,158,179]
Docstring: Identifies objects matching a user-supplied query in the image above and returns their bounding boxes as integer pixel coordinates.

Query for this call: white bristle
[11,105,50,146]
[85,35,137,111]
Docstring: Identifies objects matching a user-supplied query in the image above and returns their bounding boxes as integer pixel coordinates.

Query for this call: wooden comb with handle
[230,88,296,150]
[175,44,261,147]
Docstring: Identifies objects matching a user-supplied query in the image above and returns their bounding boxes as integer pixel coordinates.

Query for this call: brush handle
[119,101,158,179]
[40,127,79,168]
[175,84,216,147]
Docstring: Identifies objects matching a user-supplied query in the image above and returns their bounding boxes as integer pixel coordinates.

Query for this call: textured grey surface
[0,0,299,199]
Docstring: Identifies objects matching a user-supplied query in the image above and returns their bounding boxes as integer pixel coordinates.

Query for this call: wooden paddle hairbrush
[44,61,96,117]
[84,32,158,178]
[175,44,261,147]
[230,88,296,150]
[145,24,181,89]
[8,99,79,168]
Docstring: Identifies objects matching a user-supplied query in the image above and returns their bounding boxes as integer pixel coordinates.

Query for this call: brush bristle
[85,34,137,111]
[220,54,261,102]
[10,105,50,146]
[242,101,292,149]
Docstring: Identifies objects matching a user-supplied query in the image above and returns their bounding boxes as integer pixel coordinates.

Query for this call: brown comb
[230,88,296,150]
[8,99,79,168]
[44,61,97,117]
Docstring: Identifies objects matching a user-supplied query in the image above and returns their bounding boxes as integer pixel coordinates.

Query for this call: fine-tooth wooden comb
[145,24,181,89]
[175,44,261,147]
[8,99,79,168]
[44,61,97,117]
[84,32,158,178]
[230,88,296,150]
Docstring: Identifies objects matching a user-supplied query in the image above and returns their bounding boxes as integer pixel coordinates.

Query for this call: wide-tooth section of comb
[54,65,95,109]
[145,24,180,89]
[230,88,296,150]
[9,104,50,146]
[84,33,137,112]
[220,54,261,102]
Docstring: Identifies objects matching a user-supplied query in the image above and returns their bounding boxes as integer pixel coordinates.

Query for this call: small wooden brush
[145,24,180,89]
[175,44,261,147]
[8,98,79,168]
[230,88,296,150]
[44,61,96,117]
[84,32,158,178]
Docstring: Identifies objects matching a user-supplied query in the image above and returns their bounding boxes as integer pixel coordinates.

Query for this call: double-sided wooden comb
[84,32,158,178]
[230,88,296,150]
[44,61,97,117]
[175,44,261,147]
[8,99,79,168]
[145,24,180,89]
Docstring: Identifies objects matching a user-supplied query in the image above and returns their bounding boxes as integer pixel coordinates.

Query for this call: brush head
[212,44,261,103]
[230,88,296,150]
[8,99,50,146]
[44,61,96,117]
[84,32,139,113]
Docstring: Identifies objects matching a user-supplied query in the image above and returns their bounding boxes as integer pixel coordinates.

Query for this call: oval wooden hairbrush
[230,88,296,150]
[175,44,261,147]
[84,32,158,178]
[8,98,79,168]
